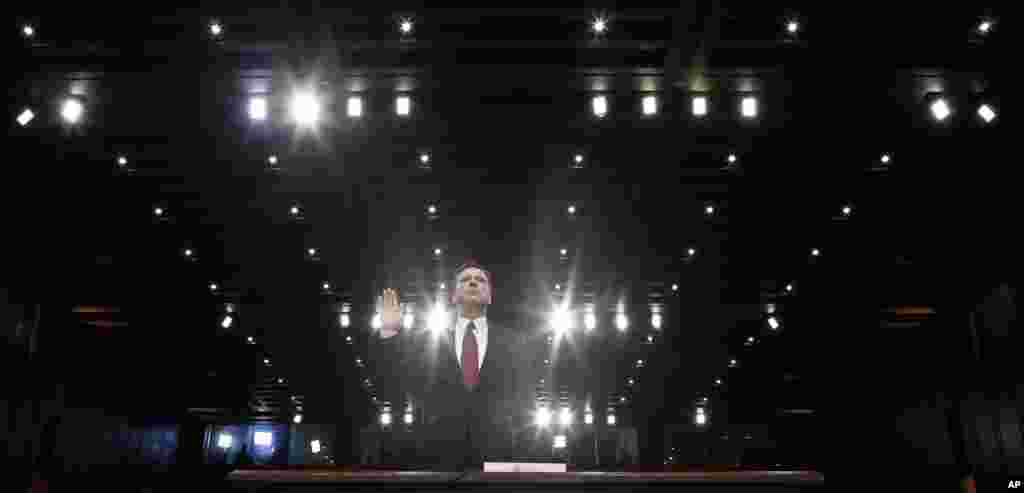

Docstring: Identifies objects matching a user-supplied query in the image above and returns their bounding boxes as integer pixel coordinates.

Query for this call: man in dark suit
[369,259,543,471]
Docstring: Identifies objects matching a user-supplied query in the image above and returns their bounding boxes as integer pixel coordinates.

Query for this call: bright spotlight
[209,21,223,37]
[290,205,300,215]
[687,247,697,257]
[705,205,715,215]
[221,315,233,329]
[741,96,758,118]
[154,207,164,216]
[17,108,35,126]
[553,435,567,449]
[880,154,891,164]
[842,205,852,216]
[592,95,608,118]
[584,312,597,331]
[218,433,233,449]
[696,412,707,425]
[811,248,820,257]
[347,96,363,118]
[568,204,577,214]
[427,204,437,214]
[249,97,267,121]
[402,313,414,330]
[372,313,382,330]
[768,316,780,330]
[380,412,391,425]
[607,414,616,426]
[978,20,993,34]
[290,91,321,126]
[247,336,254,343]
[785,283,794,293]
[420,152,430,164]
[254,431,272,446]
[61,98,84,124]
[322,282,330,291]
[399,19,414,35]
[396,95,411,116]
[534,407,552,427]
[340,313,350,328]
[293,414,303,424]
[116,156,128,166]
[264,358,270,365]
[930,98,951,121]
[560,248,567,256]
[551,308,572,333]
[559,408,573,426]
[310,439,321,454]
[651,313,662,330]
[308,248,317,257]
[22,25,35,38]
[978,104,996,123]
[786,20,799,34]
[584,412,593,424]
[428,305,448,334]
[642,95,658,115]
[671,284,678,291]
[404,412,413,424]
[692,96,708,116]
[615,313,628,331]
[268,155,278,165]
[434,247,442,256]
[592,17,608,34]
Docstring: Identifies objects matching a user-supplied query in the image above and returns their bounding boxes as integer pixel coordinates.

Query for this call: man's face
[454,267,491,306]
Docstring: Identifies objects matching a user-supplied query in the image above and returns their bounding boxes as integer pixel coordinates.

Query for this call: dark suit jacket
[368,318,543,468]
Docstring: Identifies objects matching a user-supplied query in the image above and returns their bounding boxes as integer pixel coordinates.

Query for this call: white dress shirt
[454,315,488,371]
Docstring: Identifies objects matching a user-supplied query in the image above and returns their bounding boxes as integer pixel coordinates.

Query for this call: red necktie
[462,321,480,389]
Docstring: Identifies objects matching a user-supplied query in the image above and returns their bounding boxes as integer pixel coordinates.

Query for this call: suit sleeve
[367,329,431,407]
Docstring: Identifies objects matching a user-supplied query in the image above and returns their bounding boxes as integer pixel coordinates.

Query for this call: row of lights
[16,89,998,131]
[24,13,1000,45]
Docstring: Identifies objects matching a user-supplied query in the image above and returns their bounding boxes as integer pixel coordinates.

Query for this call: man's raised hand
[379,288,401,338]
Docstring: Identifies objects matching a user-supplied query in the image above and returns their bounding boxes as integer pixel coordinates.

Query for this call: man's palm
[380,288,401,338]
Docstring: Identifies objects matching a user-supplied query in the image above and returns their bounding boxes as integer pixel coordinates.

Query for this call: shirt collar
[456,314,487,338]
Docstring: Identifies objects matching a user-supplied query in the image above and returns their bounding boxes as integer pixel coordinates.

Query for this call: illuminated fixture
[221,315,233,329]
[560,248,567,256]
[785,283,794,293]
[340,313,350,328]
[209,20,223,37]
[584,412,593,424]
[183,248,193,257]
[553,435,567,449]
[293,414,303,424]
[729,358,738,368]
[592,95,608,118]
[786,20,799,34]
[977,104,997,123]
[154,207,164,216]
[747,336,756,344]
[278,378,284,384]
[420,152,430,164]
[535,407,552,427]
[695,408,707,425]
[727,154,737,164]
[811,248,821,257]
[428,305,448,334]
[568,204,577,214]
[427,204,437,214]
[880,154,891,164]
[322,282,330,291]
[573,154,583,166]
[559,407,573,426]
[372,313,382,330]
[399,18,414,35]
[765,303,776,314]
[380,412,392,425]
[551,307,572,334]
[404,412,413,424]
[741,96,758,118]
[264,358,270,365]
[17,108,35,126]
[61,98,84,124]
[117,156,128,166]
[249,97,267,121]
[396,95,411,116]
[642,95,658,116]
[307,248,317,257]
[705,204,715,215]
[692,96,708,116]
[267,155,278,165]
[929,97,952,121]
[290,91,321,126]
[671,284,678,291]
[402,313,414,330]
[254,431,272,446]
[310,440,321,454]
[651,313,662,330]
[842,205,852,216]
[978,20,993,34]
[687,247,697,257]
[433,247,442,256]
[607,414,616,425]
[714,378,723,385]
[209,283,218,292]
[636,359,644,368]
[615,313,628,331]
[347,96,363,118]
[290,205,300,216]
[247,336,254,343]
[584,312,597,331]
[768,316,780,330]
[22,24,35,38]
[591,17,608,35]
[218,434,233,449]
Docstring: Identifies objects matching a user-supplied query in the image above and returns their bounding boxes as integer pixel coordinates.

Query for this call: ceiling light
[17,108,35,126]
[291,91,321,126]
[22,25,35,38]
[347,96,363,118]
[880,154,891,164]
[592,95,608,118]
[727,154,737,164]
[692,96,708,116]
[978,20,993,34]
[268,155,278,165]
[420,153,430,164]
[399,19,414,35]
[568,204,576,214]
[396,95,411,116]
[117,156,128,166]
[977,104,997,123]
[704,205,715,215]
[592,17,608,35]
[842,205,852,216]
[642,95,658,115]
[209,21,223,37]
[786,20,799,34]
[741,96,758,118]
[930,98,951,121]
[249,97,267,121]
[61,98,84,124]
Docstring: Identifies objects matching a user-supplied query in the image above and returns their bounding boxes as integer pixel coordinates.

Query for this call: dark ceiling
[9,4,1010,432]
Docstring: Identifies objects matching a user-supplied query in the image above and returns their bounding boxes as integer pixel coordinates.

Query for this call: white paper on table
[483,462,566,473]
